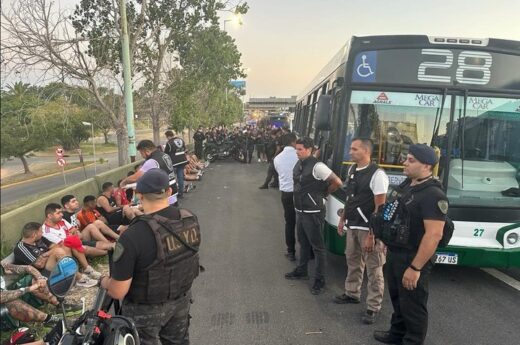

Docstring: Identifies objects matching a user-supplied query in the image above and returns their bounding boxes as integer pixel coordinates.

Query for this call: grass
[0,161,95,187]
[36,143,118,157]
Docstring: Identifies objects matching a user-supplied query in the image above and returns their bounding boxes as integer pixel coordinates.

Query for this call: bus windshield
[344,90,451,185]
[447,96,520,207]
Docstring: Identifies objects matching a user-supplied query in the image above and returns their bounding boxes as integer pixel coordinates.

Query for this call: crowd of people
[0,130,210,343]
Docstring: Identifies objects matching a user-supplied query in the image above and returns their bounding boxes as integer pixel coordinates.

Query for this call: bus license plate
[435,253,458,265]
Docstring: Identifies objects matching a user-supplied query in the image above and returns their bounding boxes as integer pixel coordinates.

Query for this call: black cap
[408,144,438,165]
[136,169,169,194]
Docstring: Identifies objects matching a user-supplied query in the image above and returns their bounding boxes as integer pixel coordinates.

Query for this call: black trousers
[386,250,433,345]
[281,192,296,254]
[246,147,254,163]
[262,161,279,186]
[194,142,203,159]
[296,211,326,281]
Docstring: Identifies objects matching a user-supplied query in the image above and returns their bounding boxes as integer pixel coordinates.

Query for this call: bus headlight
[506,233,519,245]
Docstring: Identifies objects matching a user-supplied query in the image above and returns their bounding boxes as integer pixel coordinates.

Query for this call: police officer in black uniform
[100,169,201,345]
[285,137,342,295]
[373,144,448,345]
[193,126,205,160]
[164,131,189,199]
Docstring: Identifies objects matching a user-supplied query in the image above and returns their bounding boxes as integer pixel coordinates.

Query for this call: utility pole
[119,0,137,162]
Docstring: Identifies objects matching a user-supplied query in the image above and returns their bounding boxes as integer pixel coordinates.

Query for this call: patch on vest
[437,200,449,215]
[113,242,125,262]
[165,226,200,253]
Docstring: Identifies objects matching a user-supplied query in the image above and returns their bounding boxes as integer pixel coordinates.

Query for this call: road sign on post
[56,155,67,186]
[57,158,66,167]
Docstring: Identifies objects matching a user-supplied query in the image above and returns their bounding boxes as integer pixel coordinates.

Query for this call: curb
[0,163,97,190]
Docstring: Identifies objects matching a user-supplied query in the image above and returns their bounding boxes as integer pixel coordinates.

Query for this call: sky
[2,0,519,98]
[227,0,520,98]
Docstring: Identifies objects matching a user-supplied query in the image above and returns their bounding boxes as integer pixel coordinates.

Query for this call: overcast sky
[230,0,520,98]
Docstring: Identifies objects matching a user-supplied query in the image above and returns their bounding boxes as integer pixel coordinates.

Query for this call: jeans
[296,211,326,281]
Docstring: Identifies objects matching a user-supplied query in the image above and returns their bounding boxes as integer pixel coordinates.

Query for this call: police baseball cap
[408,144,438,165]
[136,168,170,194]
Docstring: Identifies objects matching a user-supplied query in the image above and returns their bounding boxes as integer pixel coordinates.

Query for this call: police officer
[193,126,205,160]
[100,169,201,345]
[285,137,343,295]
[335,138,389,324]
[373,144,448,345]
[164,131,188,199]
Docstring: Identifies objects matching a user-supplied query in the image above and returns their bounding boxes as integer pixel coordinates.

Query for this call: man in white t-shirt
[335,138,389,325]
[274,132,299,261]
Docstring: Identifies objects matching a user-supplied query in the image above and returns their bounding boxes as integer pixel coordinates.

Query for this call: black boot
[285,269,309,280]
[310,279,325,295]
[373,331,403,345]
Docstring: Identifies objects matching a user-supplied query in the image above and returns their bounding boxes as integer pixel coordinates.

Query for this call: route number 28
[417,49,492,85]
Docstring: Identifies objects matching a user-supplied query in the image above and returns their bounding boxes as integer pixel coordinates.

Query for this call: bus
[294,35,520,268]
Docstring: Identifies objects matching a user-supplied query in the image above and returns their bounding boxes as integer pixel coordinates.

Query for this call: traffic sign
[55,146,64,158]
[57,158,66,167]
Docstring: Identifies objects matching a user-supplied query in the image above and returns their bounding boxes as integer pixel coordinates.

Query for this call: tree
[2,0,131,165]
[167,26,246,130]
[0,82,45,173]
[72,0,248,144]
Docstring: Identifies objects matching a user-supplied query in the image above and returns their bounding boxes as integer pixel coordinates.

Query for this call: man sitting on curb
[14,222,97,288]
[61,194,122,241]
[41,203,103,280]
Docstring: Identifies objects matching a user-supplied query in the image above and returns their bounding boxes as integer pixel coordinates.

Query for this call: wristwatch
[409,264,422,272]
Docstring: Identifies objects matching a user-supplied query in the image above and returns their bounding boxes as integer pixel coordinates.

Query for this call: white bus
[294,35,520,268]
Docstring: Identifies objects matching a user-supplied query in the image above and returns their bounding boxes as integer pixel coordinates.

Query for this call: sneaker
[284,269,309,280]
[83,266,102,279]
[362,310,378,324]
[204,162,210,168]
[258,159,261,162]
[310,279,325,295]
[284,253,296,261]
[44,314,63,326]
[333,293,361,304]
[76,274,97,288]
[258,185,268,190]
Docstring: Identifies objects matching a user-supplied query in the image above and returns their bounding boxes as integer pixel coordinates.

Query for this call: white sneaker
[258,159,261,162]
[84,266,102,279]
[76,274,97,288]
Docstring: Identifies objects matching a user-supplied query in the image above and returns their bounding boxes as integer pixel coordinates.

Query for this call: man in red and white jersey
[41,203,102,279]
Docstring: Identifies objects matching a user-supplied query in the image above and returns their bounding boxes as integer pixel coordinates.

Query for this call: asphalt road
[0,160,117,207]
[178,160,520,345]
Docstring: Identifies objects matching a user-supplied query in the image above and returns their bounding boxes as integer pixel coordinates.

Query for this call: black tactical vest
[126,208,201,304]
[149,150,176,181]
[344,163,380,230]
[166,138,188,166]
[293,156,329,212]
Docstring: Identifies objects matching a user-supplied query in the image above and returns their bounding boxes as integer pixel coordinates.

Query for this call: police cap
[136,168,170,194]
[409,144,438,165]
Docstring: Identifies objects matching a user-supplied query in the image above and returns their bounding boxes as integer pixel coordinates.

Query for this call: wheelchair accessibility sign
[352,51,377,82]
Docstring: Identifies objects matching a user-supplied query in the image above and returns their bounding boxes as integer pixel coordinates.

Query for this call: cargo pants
[345,228,386,312]
[122,291,192,345]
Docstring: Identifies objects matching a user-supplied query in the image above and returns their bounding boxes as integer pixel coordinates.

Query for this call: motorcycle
[204,138,246,163]
[45,257,139,345]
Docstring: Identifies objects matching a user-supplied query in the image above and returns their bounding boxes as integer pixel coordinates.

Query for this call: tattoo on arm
[0,290,24,304]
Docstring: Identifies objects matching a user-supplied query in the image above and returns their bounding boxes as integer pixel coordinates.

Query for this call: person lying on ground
[41,204,103,279]
[77,196,125,240]
[96,182,139,226]
[60,195,119,245]
[13,222,97,288]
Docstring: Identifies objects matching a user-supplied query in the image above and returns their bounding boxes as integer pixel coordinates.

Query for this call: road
[178,160,520,345]
[0,160,119,207]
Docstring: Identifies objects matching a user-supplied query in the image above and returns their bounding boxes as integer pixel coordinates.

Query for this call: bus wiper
[461,89,468,189]
[430,88,448,147]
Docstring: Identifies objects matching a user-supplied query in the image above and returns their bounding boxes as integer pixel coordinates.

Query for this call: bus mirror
[315,94,332,131]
